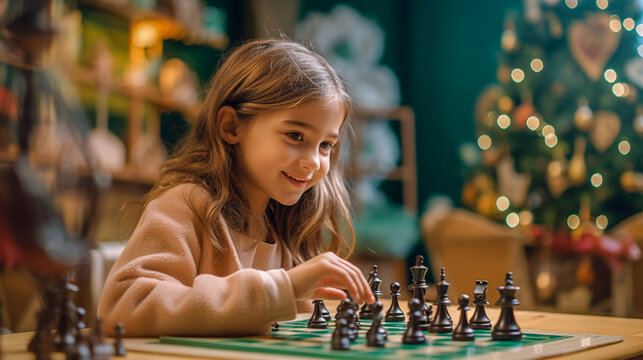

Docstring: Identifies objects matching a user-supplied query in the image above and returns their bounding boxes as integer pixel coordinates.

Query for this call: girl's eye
[286,132,303,141]
[320,142,335,151]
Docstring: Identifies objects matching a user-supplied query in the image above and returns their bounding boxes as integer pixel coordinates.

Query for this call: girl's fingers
[312,287,347,300]
[334,257,372,303]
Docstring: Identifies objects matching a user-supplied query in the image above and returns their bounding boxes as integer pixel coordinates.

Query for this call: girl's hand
[286,252,375,304]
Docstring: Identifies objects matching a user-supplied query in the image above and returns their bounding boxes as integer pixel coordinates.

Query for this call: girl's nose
[300,148,320,171]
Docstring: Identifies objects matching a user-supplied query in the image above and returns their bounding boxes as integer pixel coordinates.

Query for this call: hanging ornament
[546,151,569,197]
[474,85,503,125]
[573,99,593,131]
[625,58,643,89]
[482,146,502,167]
[590,110,621,152]
[497,65,512,84]
[496,155,531,207]
[568,13,620,81]
[546,11,563,38]
[476,191,499,217]
[497,96,514,114]
[621,171,643,192]
[511,95,535,129]
[525,0,543,23]
[568,137,587,186]
[634,106,643,136]
[550,81,566,98]
[501,18,519,52]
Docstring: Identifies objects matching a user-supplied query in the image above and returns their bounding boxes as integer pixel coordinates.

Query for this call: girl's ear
[217,106,243,144]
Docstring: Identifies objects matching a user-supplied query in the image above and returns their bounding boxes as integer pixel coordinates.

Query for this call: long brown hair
[142,39,354,264]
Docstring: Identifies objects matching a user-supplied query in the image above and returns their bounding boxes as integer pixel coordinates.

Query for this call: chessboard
[124,318,622,360]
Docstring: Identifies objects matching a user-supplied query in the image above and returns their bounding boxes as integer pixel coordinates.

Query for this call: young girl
[97,39,374,336]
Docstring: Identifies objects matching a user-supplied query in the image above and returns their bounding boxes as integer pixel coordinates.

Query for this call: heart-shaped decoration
[568,13,620,81]
[626,58,643,89]
[591,110,621,152]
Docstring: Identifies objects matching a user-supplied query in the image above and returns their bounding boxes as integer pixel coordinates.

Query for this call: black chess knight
[470,280,492,330]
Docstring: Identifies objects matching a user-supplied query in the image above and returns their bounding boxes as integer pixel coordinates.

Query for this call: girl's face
[235,99,344,213]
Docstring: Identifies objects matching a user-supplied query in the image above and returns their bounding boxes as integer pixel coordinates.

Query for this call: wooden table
[3,301,643,360]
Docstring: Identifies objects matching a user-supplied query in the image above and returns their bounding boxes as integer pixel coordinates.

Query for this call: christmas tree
[462,0,643,238]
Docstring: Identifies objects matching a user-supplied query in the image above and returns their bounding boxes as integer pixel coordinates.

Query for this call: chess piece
[385,282,405,322]
[470,280,492,330]
[74,331,92,360]
[452,295,475,341]
[114,322,126,356]
[408,255,430,331]
[360,265,382,319]
[366,301,387,347]
[76,307,86,330]
[319,300,331,322]
[343,306,358,342]
[30,309,54,360]
[429,267,453,333]
[271,322,279,332]
[55,280,78,353]
[308,300,328,329]
[402,298,426,344]
[492,272,522,340]
[331,318,350,350]
[90,319,115,360]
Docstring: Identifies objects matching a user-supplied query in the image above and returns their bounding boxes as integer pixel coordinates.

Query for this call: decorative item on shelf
[87,41,126,174]
[158,58,199,106]
[568,13,620,81]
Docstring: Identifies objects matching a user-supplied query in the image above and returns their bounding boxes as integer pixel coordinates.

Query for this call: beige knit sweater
[97,184,309,337]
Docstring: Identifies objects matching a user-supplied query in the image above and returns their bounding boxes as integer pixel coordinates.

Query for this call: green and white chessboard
[125,319,622,360]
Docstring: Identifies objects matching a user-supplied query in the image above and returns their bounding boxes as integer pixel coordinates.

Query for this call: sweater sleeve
[96,185,297,336]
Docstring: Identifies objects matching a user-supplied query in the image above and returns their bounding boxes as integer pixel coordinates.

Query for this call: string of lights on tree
[461,0,643,239]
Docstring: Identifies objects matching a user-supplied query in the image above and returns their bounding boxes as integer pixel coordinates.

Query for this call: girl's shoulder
[147,183,213,216]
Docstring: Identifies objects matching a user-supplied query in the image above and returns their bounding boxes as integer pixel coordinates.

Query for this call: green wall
[300,0,519,210]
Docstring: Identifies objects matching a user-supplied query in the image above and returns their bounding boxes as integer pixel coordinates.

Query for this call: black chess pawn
[408,255,430,331]
[492,272,522,340]
[343,307,358,342]
[429,267,453,333]
[366,301,387,347]
[385,282,405,322]
[319,300,331,322]
[30,309,54,360]
[453,295,475,341]
[331,318,350,351]
[470,280,492,330]
[90,319,115,360]
[402,298,426,344]
[76,307,86,330]
[308,300,328,329]
[55,280,78,353]
[74,331,92,360]
[114,322,126,356]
